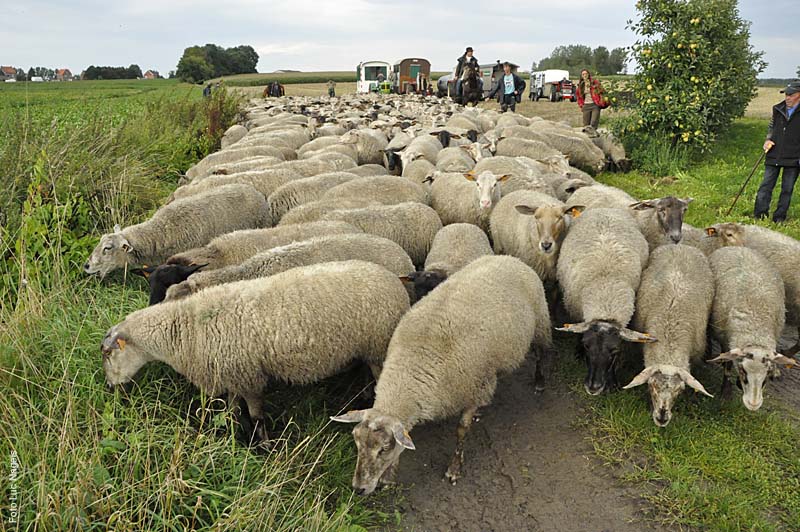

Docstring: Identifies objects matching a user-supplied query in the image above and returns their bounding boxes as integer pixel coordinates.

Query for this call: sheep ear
[451,134,461,139]
[117,338,127,351]
[131,265,156,279]
[463,172,476,181]
[497,174,511,182]
[428,132,439,136]
[623,366,658,389]
[619,328,657,343]
[565,205,585,217]
[186,263,208,275]
[113,224,122,233]
[515,204,537,216]
[392,423,416,450]
[629,200,656,211]
[556,321,591,334]
[705,227,718,237]
[708,349,744,363]
[682,197,694,205]
[330,410,366,424]
[677,369,713,397]
[422,174,435,184]
[771,353,798,368]
[398,275,412,283]
[120,236,134,253]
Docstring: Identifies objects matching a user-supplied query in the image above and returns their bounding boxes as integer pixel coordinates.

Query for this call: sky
[1,0,796,78]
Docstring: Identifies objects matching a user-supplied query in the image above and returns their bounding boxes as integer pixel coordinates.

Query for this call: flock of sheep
[85,91,799,496]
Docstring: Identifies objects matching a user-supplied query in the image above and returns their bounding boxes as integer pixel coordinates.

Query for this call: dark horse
[461,65,483,107]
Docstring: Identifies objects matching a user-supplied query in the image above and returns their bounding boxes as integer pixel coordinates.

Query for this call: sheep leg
[531,343,554,393]
[367,361,383,381]
[444,405,479,485]
[242,392,270,445]
[719,362,733,401]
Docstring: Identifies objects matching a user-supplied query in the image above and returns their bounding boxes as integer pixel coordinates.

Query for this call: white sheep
[435,146,476,173]
[556,208,655,395]
[322,176,429,207]
[185,146,286,180]
[102,260,410,441]
[170,169,292,203]
[628,197,693,251]
[707,246,795,411]
[399,135,443,169]
[84,184,270,278]
[166,233,415,301]
[429,170,509,234]
[332,255,552,493]
[220,124,248,149]
[401,158,436,188]
[266,172,360,225]
[495,137,563,162]
[623,245,715,426]
[565,183,637,211]
[340,129,390,165]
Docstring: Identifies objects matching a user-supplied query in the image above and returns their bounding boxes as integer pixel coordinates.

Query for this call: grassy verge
[583,117,800,531]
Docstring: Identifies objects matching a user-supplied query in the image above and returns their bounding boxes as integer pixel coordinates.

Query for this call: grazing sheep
[132,263,207,305]
[166,233,415,301]
[220,124,249,149]
[399,135,443,169]
[165,220,361,270]
[707,246,794,410]
[556,208,654,395]
[490,190,583,284]
[332,255,552,493]
[340,129,390,165]
[435,146,476,172]
[278,198,379,226]
[680,222,745,256]
[266,172,360,225]
[623,245,715,426]
[401,158,436,187]
[84,184,270,278]
[185,147,286,180]
[628,197,693,251]
[320,202,442,268]
[103,260,411,441]
[198,156,284,178]
[445,114,481,133]
[322,176,429,207]
[591,129,631,172]
[170,168,292,203]
[404,223,494,301]
[429,171,509,234]
[565,183,637,211]
[471,156,558,198]
[528,122,606,174]
[495,137,563,162]
[349,164,389,176]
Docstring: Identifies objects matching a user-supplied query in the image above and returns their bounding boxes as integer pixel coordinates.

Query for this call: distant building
[143,70,160,80]
[0,66,16,81]
[55,68,73,81]
[30,76,44,82]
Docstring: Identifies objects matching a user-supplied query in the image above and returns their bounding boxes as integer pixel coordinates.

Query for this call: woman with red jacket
[576,69,606,129]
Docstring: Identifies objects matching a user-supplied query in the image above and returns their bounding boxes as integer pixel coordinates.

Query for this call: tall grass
[0,82,384,530]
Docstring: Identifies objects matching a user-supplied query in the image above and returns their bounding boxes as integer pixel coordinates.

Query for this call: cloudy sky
[2,0,795,78]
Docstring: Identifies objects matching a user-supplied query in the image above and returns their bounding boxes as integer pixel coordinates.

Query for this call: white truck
[529,69,574,102]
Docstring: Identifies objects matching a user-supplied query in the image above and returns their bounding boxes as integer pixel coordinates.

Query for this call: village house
[143,70,160,80]
[55,68,73,81]
[0,66,17,81]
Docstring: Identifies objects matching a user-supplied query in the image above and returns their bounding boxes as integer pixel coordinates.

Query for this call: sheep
[166,233,415,301]
[84,184,270,278]
[495,137,563,162]
[490,190,583,284]
[707,246,795,411]
[428,171,509,234]
[131,263,207,305]
[320,202,443,268]
[740,224,800,356]
[445,114,481,132]
[339,129,390,165]
[591,129,631,172]
[628,197,693,251]
[243,126,311,150]
[221,124,249,149]
[679,222,745,256]
[322,176,429,207]
[266,172,360,225]
[435,146,476,173]
[401,158,436,187]
[556,208,655,395]
[565,183,637,211]
[399,135,443,169]
[185,146,286,180]
[404,223,494,301]
[170,169,293,203]
[297,136,349,158]
[278,198,379,226]
[331,255,553,493]
[102,260,411,442]
[471,156,558,198]
[527,122,606,174]
[623,245,715,426]
[197,156,284,179]
[349,164,388,176]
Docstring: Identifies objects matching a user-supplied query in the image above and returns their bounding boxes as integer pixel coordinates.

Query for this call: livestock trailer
[529,69,574,101]
[356,61,391,94]
[392,57,432,94]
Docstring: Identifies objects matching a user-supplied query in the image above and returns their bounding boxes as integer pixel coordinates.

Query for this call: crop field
[2,79,799,531]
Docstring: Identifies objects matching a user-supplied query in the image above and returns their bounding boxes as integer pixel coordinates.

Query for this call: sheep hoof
[444,469,460,485]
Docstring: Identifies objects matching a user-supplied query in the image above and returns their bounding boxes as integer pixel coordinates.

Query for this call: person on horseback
[455,47,479,98]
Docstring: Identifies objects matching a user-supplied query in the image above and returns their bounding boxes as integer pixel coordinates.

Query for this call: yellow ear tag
[117,338,127,351]
[570,208,582,218]
[705,228,716,236]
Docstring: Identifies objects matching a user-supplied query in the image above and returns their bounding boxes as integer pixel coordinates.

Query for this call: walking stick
[725,150,766,216]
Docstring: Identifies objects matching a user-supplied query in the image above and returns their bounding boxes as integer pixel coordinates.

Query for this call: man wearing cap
[455,47,479,98]
[754,81,800,222]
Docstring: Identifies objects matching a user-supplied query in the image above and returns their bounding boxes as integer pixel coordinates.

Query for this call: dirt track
[387,358,666,532]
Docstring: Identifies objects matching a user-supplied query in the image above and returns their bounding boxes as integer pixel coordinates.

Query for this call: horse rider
[455,47,479,97]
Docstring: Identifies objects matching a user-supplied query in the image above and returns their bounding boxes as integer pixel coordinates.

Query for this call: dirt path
[388,359,666,532]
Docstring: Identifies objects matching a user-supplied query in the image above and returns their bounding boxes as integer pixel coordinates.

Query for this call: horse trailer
[356,61,391,94]
[392,58,432,94]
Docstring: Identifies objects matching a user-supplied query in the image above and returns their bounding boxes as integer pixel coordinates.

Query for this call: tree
[127,64,143,79]
[618,0,766,149]
[15,68,26,81]
[796,65,800,78]
[175,43,259,82]
[27,67,34,80]
[533,44,627,75]
[176,52,214,84]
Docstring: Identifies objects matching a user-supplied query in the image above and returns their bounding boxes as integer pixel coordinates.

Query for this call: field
[2,79,799,531]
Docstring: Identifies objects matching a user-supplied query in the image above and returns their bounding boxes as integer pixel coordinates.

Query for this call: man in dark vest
[754,81,800,222]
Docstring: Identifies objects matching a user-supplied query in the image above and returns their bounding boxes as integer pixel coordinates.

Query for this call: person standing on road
[487,62,526,113]
[203,83,212,98]
[576,69,605,129]
[754,81,800,223]
[327,79,336,97]
[455,47,479,98]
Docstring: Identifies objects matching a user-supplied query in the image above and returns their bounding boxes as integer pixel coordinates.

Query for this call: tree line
[176,44,259,84]
[82,65,143,80]
[532,45,627,75]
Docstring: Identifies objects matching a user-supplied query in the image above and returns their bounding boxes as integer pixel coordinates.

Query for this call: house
[0,66,16,81]
[143,70,160,80]
[55,68,73,81]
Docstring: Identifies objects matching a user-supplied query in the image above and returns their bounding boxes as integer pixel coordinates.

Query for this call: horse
[461,65,483,107]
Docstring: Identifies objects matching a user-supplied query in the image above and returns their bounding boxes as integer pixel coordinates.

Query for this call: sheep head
[704,223,745,247]
[558,320,656,396]
[101,324,153,388]
[399,269,448,302]
[515,204,584,255]
[132,263,207,305]
[84,225,135,278]
[629,197,693,244]
[464,171,509,210]
[331,409,415,496]
[709,348,797,411]
[623,364,712,427]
